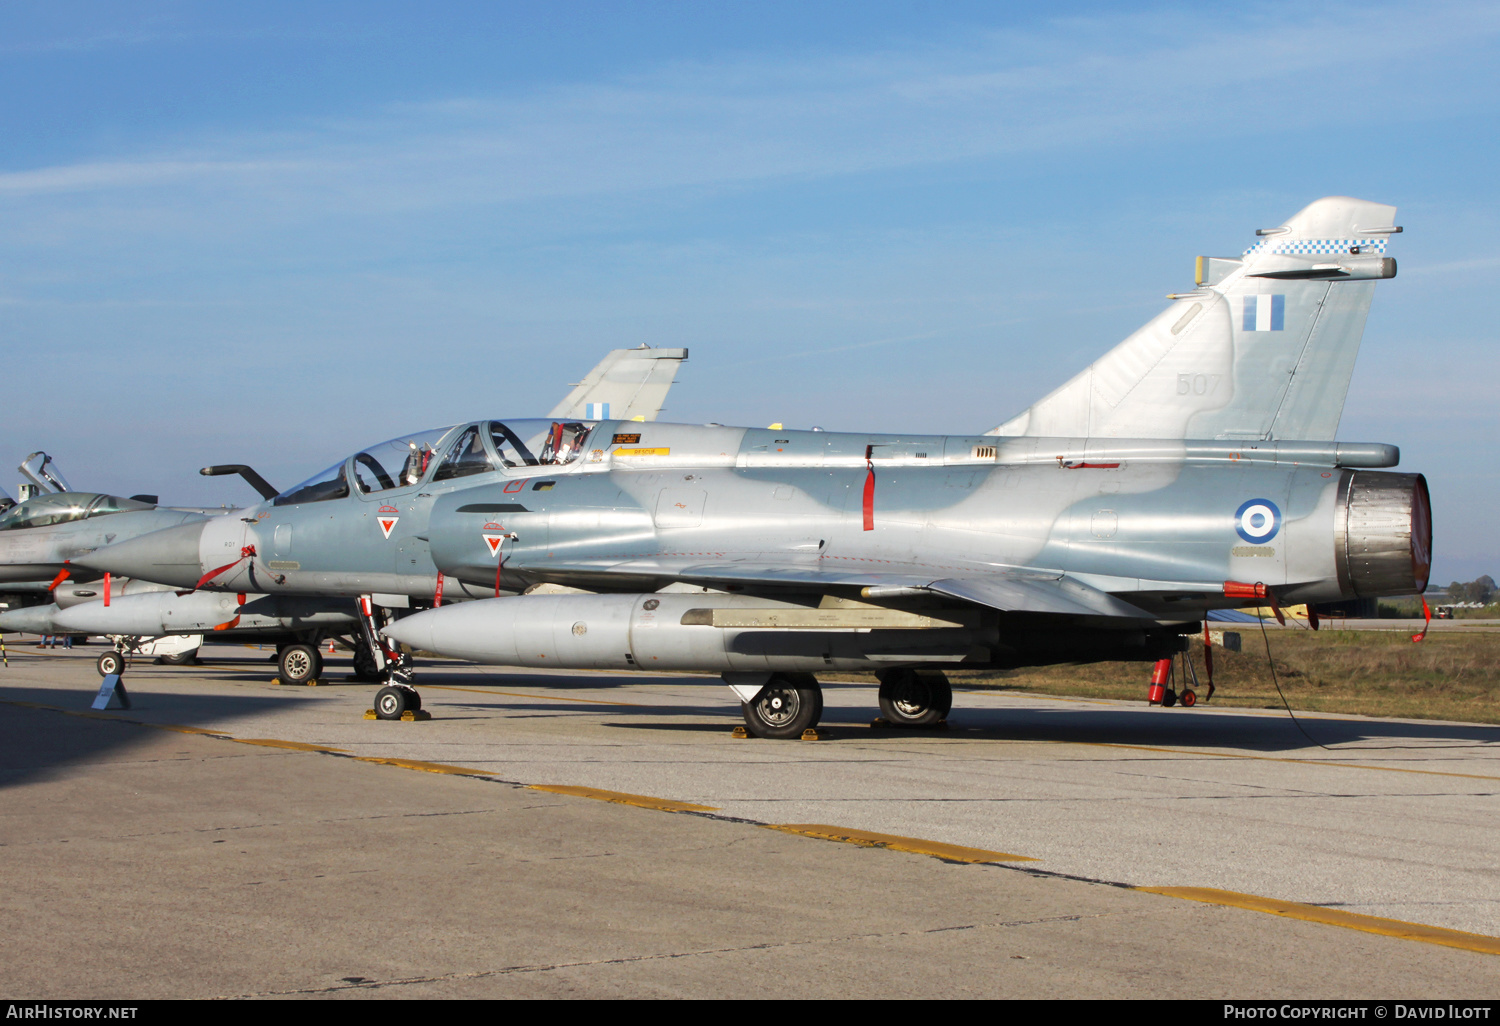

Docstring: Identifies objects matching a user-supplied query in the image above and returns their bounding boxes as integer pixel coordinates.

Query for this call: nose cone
[382,600,527,664]
[380,610,437,653]
[73,521,206,589]
[0,603,62,634]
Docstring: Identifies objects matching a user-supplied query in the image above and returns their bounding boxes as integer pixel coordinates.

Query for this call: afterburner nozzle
[73,521,207,589]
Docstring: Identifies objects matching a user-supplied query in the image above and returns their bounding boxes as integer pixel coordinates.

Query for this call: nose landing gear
[372,683,423,721]
[357,596,428,721]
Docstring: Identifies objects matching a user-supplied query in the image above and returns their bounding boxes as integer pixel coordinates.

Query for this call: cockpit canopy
[272,420,597,506]
[0,492,155,531]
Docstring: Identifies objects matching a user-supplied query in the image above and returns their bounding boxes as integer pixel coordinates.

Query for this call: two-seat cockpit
[0,492,156,532]
[272,420,598,507]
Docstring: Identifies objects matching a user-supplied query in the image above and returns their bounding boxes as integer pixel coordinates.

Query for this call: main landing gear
[875,668,952,728]
[276,642,322,685]
[730,668,957,739]
[737,673,824,739]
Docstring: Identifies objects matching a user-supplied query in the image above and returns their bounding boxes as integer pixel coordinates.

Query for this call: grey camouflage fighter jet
[39,346,689,681]
[77,199,1428,736]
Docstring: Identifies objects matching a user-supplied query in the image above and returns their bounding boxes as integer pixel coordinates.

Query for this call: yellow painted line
[233,738,349,754]
[351,756,494,777]
[529,783,718,813]
[764,823,1036,864]
[1076,741,1500,783]
[152,724,234,737]
[423,683,650,707]
[1139,887,1500,957]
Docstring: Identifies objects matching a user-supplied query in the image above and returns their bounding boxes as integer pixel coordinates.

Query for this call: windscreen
[0,492,151,530]
[273,461,350,506]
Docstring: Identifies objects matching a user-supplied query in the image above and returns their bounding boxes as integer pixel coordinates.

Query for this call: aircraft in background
[76,199,1425,735]
[18,346,689,681]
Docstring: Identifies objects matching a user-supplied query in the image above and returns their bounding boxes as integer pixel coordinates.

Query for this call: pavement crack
[222,909,1136,998]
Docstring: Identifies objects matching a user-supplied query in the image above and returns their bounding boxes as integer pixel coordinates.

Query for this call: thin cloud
[2,1,1496,214]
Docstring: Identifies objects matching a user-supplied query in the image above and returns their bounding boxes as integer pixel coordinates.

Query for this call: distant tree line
[1445,575,1497,604]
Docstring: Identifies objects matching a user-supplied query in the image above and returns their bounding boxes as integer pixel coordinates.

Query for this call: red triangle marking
[483,534,504,556]
[379,516,399,539]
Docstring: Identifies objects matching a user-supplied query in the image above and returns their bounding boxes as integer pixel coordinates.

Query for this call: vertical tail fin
[989,197,1399,441]
[549,345,689,422]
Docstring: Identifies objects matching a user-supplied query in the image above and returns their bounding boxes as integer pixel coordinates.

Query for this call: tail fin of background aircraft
[987,197,1399,441]
[550,345,689,423]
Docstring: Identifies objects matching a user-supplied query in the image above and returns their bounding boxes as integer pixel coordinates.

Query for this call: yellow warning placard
[613,448,670,456]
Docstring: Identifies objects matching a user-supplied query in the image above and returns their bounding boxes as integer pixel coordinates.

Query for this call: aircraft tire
[876,669,952,728]
[373,685,410,720]
[96,651,124,677]
[352,641,381,681]
[163,649,199,666]
[278,644,322,685]
[741,674,822,739]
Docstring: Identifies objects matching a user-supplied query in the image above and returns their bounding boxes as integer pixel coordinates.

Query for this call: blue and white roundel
[1235,499,1281,543]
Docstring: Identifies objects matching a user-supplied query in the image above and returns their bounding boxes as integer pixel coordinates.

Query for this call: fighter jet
[77,199,1425,737]
[40,346,690,681]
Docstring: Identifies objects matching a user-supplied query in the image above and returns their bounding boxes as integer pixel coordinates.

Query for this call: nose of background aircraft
[0,603,63,634]
[73,520,207,589]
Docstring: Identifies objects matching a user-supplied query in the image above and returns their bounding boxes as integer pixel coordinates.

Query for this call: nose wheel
[372,684,423,720]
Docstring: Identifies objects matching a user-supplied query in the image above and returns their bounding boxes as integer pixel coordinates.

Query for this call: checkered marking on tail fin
[1244,238,1388,258]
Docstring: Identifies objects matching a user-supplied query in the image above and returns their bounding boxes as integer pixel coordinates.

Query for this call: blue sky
[2,1,1496,583]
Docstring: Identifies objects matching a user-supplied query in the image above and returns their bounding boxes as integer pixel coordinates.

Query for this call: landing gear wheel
[1162,688,1178,708]
[876,668,953,728]
[278,643,322,684]
[373,685,416,720]
[163,649,199,666]
[1180,689,1197,707]
[96,651,124,677]
[351,640,381,681]
[741,675,823,739]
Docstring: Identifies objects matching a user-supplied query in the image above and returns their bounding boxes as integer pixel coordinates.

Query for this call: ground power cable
[1254,610,1497,753]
